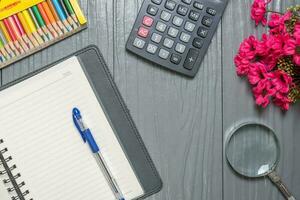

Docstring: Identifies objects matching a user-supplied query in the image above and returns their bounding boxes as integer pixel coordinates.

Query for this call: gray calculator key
[147,5,159,16]
[198,27,208,38]
[207,7,217,16]
[161,11,172,22]
[177,5,189,16]
[172,16,184,27]
[156,21,167,32]
[165,0,177,11]
[189,10,200,21]
[168,27,179,37]
[202,16,213,27]
[175,43,186,53]
[184,49,199,70]
[182,0,192,5]
[194,2,204,10]
[151,33,163,43]
[133,38,146,49]
[180,32,191,43]
[147,44,158,54]
[152,0,162,5]
[163,38,174,48]
[159,49,170,59]
[184,21,195,32]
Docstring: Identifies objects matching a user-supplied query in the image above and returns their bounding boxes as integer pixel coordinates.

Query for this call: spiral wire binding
[0,139,32,200]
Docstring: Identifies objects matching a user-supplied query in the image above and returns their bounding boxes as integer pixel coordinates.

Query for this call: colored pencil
[47,0,68,34]
[28,8,50,42]
[0,36,9,60]
[59,0,78,29]
[37,3,59,38]
[7,16,30,52]
[2,19,25,54]
[17,12,39,48]
[63,0,79,25]
[0,21,20,56]
[22,10,45,45]
[69,0,87,25]
[41,1,63,36]
[31,6,54,41]
[12,14,35,49]
[0,51,4,63]
[0,25,15,58]
[52,0,73,31]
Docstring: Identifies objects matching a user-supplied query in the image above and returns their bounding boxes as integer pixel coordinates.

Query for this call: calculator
[126,0,228,77]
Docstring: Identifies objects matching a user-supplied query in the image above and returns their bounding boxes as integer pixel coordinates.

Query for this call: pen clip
[72,108,87,142]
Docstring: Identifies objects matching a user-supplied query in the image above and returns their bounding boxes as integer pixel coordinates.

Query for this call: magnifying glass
[225,121,296,200]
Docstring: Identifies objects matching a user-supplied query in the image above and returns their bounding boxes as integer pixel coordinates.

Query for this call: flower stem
[266,10,284,15]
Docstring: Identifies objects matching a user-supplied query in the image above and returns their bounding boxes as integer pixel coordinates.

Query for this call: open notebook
[0,52,158,200]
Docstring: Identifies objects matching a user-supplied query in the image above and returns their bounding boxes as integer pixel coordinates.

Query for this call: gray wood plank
[113,0,223,199]
[222,0,300,200]
[1,0,114,85]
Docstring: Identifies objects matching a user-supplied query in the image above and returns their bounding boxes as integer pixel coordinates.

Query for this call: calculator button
[177,5,189,16]
[202,16,213,27]
[138,27,149,38]
[168,27,179,38]
[159,49,170,59]
[165,0,177,11]
[193,38,204,48]
[151,33,163,43]
[198,27,208,38]
[147,5,159,16]
[156,21,167,32]
[163,38,175,48]
[133,38,146,49]
[184,21,195,32]
[194,2,204,10]
[175,43,186,54]
[172,16,184,27]
[143,16,154,27]
[170,54,182,64]
[180,32,191,43]
[182,0,192,5]
[207,7,217,16]
[184,49,199,70]
[147,44,158,54]
[189,10,200,21]
[152,0,162,5]
[161,11,172,22]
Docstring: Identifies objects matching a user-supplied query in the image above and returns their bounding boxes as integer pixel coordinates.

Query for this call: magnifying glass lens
[226,124,280,177]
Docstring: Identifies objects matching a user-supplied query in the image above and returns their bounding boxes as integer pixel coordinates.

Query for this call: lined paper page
[0,57,144,200]
[0,176,10,200]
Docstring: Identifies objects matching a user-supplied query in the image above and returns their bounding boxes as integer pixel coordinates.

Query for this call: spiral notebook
[0,46,162,200]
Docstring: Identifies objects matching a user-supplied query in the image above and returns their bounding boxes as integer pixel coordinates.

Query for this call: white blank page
[0,57,144,200]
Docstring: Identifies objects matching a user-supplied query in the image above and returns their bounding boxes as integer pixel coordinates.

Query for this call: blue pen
[72,108,125,200]
[52,0,72,31]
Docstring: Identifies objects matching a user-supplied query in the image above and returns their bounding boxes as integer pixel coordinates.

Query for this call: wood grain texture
[113,0,223,199]
[0,0,299,199]
[222,0,300,200]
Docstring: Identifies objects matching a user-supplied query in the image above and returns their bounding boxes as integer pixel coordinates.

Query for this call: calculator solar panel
[126,0,229,77]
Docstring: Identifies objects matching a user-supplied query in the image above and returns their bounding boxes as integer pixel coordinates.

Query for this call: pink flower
[252,79,275,108]
[273,93,292,111]
[283,33,300,66]
[270,70,293,93]
[247,62,268,85]
[251,0,271,26]
[268,12,292,35]
[235,36,259,76]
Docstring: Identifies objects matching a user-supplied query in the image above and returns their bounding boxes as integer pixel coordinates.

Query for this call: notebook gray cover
[0,45,162,199]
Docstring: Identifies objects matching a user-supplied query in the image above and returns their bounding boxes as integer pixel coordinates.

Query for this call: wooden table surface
[1,0,299,199]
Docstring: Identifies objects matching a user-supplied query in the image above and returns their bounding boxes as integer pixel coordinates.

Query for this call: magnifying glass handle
[268,171,296,200]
